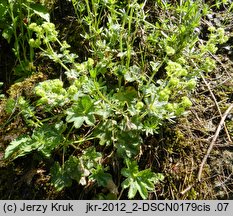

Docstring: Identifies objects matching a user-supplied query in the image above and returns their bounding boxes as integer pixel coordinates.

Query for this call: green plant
[120,159,164,199]
[4,0,229,199]
[210,0,230,9]
[0,0,50,78]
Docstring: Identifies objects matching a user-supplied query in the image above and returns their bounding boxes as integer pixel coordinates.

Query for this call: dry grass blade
[200,72,232,143]
[198,103,233,182]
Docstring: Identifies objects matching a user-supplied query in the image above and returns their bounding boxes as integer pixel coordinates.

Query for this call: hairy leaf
[89,164,113,187]
[23,3,50,22]
[66,96,96,128]
[115,131,142,158]
[50,162,72,191]
[5,123,65,160]
[121,159,164,199]
[4,136,33,160]
[51,156,86,191]
[82,146,102,169]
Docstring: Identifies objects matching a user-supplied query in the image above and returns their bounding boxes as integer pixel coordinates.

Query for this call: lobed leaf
[4,136,33,160]
[23,3,50,22]
[121,159,164,199]
[66,96,96,128]
[89,165,112,187]
[5,123,65,160]
[50,162,72,191]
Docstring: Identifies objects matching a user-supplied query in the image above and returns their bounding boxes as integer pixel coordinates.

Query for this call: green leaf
[5,123,64,160]
[115,131,142,158]
[23,3,50,22]
[51,156,90,191]
[143,116,161,135]
[121,160,138,177]
[32,123,64,157]
[50,162,72,191]
[89,164,112,187]
[64,156,82,183]
[94,102,112,119]
[136,180,148,200]
[81,95,93,112]
[114,86,137,105]
[82,147,102,169]
[150,61,160,74]
[121,159,164,199]
[94,120,117,145]
[0,0,8,20]
[121,178,131,189]
[4,136,33,160]
[72,116,85,128]
[5,98,16,114]
[66,96,96,128]
[2,26,13,43]
[18,96,40,127]
[124,65,141,83]
[128,182,138,199]
[84,115,96,126]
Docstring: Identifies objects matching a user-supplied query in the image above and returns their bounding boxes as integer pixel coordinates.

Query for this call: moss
[7,72,46,98]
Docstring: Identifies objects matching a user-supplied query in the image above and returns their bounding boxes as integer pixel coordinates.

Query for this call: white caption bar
[0,200,232,216]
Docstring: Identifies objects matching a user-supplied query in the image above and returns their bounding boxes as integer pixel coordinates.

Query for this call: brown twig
[198,103,233,182]
[200,72,232,143]
[180,184,194,195]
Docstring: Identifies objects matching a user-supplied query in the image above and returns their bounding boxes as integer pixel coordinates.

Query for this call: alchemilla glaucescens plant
[3,0,229,199]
